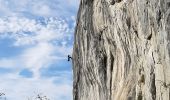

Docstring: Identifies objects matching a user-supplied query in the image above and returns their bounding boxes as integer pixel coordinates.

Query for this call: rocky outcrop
[72,0,170,100]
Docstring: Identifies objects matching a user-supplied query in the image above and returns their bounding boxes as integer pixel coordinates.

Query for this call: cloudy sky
[0,0,79,100]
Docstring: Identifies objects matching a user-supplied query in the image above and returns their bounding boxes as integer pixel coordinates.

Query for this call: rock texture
[72,0,170,100]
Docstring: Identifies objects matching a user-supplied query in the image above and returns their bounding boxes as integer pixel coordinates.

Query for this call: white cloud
[0,0,78,99]
[0,16,74,99]
[0,17,73,46]
[32,4,52,16]
[0,16,73,77]
[21,42,55,78]
[0,0,13,16]
[29,0,80,17]
[0,73,72,100]
[0,0,79,17]
[67,0,80,7]
[0,58,18,68]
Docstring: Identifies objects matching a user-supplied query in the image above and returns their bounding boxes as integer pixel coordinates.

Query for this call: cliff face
[72,0,170,100]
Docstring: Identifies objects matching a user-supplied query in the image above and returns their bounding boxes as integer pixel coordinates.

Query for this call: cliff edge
[72,0,170,100]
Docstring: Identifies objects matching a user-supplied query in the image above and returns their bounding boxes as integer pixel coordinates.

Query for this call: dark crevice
[152,52,156,64]
[98,27,107,41]
[146,1,149,4]
[103,55,107,82]
[126,17,131,30]
[110,53,114,99]
[110,0,122,5]
[127,97,132,100]
[98,53,108,99]
[151,73,156,100]
[110,0,115,5]
[110,54,114,77]
[116,0,122,3]
[85,0,94,5]
[147,33,152,40]
[139,74,145,84]
[134,29,139,38]
[98,33,102,41]
[169,88,170,100]
[167,2,170,8]
[98,51,107,85]
[137,91,143,100]
[156,9,162,25]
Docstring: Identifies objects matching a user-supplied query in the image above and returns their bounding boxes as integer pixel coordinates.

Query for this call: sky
[0,0,79,100]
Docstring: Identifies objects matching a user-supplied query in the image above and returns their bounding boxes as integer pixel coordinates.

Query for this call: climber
[68,55,72,61]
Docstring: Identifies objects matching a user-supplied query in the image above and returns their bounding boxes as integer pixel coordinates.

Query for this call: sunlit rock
[73,0,170,100]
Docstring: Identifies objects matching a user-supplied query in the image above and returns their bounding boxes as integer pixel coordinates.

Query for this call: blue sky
[0,0,79,100]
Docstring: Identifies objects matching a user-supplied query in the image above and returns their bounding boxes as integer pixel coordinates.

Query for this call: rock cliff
[72,0,170,100]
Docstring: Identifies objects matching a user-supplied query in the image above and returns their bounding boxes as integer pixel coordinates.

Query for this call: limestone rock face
[72,0,170,100]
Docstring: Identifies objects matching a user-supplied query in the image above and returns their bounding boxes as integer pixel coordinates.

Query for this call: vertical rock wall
[72,0,170,100]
